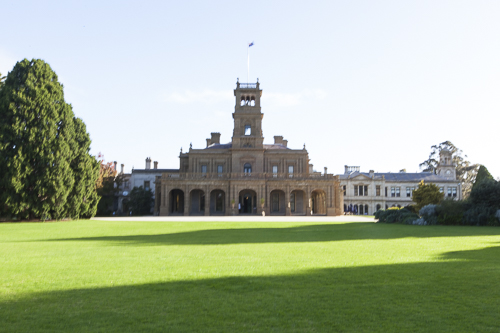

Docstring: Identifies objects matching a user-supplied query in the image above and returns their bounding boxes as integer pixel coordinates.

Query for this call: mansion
[154,80,343,216]
[111,81,462,217]
[340,149,462,215]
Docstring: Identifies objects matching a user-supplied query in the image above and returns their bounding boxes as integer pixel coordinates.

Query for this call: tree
[95,155,118,216]
[473,165,494,189]
[127,186,154,216]
[469,178,500,209]
[0,72,6,90]
[419,141,478,198]
[412,180,444,211]
[0,59,99,220]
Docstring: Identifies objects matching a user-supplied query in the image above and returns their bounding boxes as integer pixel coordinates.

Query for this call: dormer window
[245,125,251,136]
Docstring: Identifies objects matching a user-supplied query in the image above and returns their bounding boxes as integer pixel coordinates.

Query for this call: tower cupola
[231,79,264,149]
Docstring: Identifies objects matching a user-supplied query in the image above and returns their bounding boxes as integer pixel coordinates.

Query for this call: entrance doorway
[239,190,257,214]
[169,189,184,215]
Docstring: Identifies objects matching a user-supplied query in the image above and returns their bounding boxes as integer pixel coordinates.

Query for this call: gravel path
[91,215,377,222]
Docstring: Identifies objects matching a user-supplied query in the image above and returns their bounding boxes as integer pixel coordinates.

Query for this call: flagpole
[247,44,249,84]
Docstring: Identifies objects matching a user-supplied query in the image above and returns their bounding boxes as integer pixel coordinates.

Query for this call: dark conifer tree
[473,165,494,189]
[0,59,99,220]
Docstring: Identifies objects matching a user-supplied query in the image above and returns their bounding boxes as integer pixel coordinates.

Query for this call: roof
[132,169,179,174]
[206,143,232,149]
[264,144,289,150]
[339,171,455,182]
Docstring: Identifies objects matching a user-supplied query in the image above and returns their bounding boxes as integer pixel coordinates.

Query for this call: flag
[248,42,254,47]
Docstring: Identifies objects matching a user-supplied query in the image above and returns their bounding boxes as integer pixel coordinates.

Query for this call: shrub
[435,199,465,225]
[375,208,419,224]
[463,205,498,226]
[405,205,418,214]
[419,204,438,225]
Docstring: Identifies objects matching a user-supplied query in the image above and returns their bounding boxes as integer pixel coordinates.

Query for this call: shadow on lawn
[2,246,500,332]
[40,223,500,246]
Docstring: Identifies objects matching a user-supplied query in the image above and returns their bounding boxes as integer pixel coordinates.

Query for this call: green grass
[1,220,500,332]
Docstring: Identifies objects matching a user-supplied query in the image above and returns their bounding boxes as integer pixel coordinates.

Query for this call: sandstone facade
[155,81,343,216]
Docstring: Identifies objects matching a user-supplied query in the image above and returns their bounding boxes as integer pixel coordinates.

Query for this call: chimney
[369,170,374,178]
[145,157,151,170]
[282,140,288,148]
[309,164,314,173]
[344,165,349,174]
[206,138,211,147]
[274,136,284,145]
[210,132,221,144]
[121,164,124,174]
[324,167,328,175]
[154,161,158,169]
[113,161,117,171]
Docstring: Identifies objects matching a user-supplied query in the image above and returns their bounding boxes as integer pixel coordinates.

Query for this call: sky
[2,1,499,178]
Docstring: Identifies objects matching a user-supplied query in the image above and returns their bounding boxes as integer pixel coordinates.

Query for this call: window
[452,187,457,197]
[365,205,368,215]
[201,165,207,174]
[217,165,223,173]
[144,181,150,191]
[343,185,346,196]
[447,188,452,197]
[124,180,130,190]
[288,165,294,178]
[245,125,251,136]
[391,187,395,197]
[376,185,380,196]
[290,193,295,212]
[244,163,252,174]
[439,187,444,193]
[396,187,400,197]
[355,185,367,196]
[272,165,278,178]
[385,187,388,197]
[406,187,415,197]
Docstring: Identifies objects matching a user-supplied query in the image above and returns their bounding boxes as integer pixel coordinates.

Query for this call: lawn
[1,220,500,332]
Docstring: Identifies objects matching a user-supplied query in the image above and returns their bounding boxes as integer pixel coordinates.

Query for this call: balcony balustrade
[163,172,335,180]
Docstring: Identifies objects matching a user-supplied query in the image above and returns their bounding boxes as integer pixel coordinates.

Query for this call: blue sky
[2,1,499,177]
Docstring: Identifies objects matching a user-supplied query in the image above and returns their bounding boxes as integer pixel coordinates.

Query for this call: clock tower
[436,148,456,180]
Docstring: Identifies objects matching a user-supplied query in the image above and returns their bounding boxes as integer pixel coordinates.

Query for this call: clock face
[445,170,451,175]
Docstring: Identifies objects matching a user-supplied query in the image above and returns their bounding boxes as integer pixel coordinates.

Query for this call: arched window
[244,163,252,174]
[376,204,381,211]
[245,125,251,135]
[365,205,369,215]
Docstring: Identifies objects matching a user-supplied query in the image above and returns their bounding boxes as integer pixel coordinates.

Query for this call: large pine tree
[0,59,99,220]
